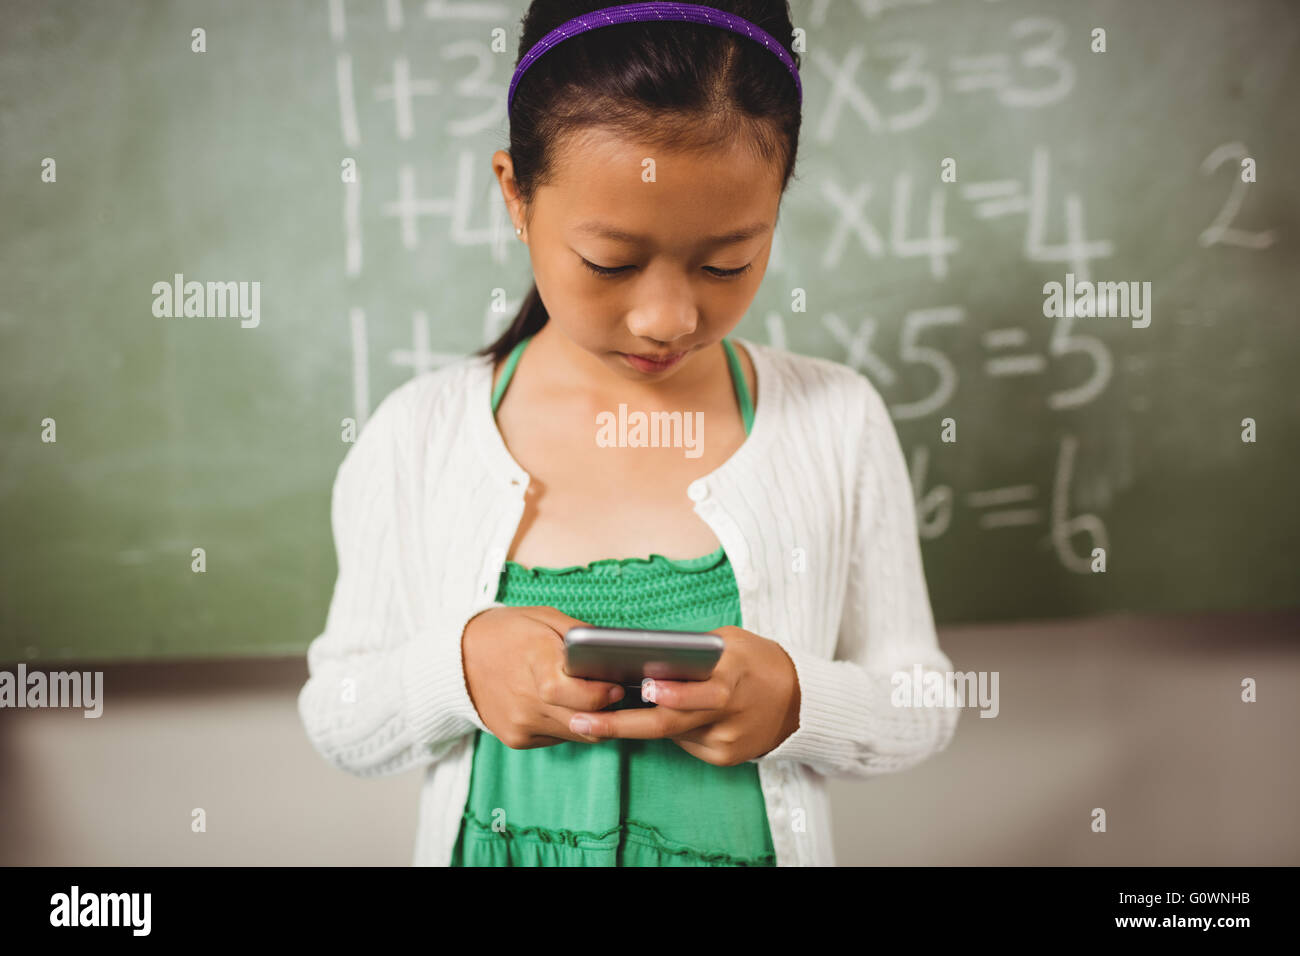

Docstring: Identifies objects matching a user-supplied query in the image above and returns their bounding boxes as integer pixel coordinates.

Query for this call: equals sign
[960,180,1027,219]
[965,485,1041,530]
[949,54,1010,92]
[983,328,1045,376]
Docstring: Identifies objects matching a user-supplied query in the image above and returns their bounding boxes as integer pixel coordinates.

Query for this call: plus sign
[374,56,438,140]
[382,164,451,249]
[389,311,462,377]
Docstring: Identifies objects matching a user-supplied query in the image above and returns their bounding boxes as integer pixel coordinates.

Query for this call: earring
[515,226,522,236]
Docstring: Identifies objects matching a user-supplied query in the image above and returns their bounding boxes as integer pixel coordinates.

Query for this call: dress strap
[722,338,755,436]
[491,335,532,414]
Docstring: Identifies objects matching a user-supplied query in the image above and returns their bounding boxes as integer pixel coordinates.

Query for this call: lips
[621,351,685,373]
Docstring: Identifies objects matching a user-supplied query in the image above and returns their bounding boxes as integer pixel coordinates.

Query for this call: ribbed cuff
[757,645,962,771]
[399,605,493,748]
[756,647,877,768]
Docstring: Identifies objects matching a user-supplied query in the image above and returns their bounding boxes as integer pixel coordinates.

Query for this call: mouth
[619,350,687,373]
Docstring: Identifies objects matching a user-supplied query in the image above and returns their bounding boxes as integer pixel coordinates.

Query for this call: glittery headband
[507,2,802,115]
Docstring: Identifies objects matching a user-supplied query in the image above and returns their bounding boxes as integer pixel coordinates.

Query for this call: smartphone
[564,626,724,709]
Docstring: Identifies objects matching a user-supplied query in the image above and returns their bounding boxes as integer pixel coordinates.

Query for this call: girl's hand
[566,625,801,766]
[461,605,624,748]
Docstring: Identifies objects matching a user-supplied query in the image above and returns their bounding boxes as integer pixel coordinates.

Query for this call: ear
[492,149,527,238]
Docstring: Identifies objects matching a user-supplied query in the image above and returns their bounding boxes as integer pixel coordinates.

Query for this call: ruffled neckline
[504,544,728,577]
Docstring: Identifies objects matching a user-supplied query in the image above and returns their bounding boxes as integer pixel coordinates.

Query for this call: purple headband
[507,2,802,115]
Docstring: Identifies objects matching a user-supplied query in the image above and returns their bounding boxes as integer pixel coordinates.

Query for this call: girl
[299,0,960,867]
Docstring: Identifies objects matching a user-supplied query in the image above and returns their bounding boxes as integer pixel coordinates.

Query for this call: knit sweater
[297,337,961,866]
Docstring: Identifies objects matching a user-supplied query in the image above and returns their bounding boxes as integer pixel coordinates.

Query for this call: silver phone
[563,626,724,690]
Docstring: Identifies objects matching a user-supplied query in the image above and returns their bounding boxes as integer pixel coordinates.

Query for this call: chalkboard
[1,0,1297,663]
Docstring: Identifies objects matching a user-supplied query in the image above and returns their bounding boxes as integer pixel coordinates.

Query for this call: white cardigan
[297,337,961,866]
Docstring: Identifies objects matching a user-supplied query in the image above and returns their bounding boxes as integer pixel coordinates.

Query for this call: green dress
[450,336,776,866]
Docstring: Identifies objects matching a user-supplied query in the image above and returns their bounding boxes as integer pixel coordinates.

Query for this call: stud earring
[515,226,522,236]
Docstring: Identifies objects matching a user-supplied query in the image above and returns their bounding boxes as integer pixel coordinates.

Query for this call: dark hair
[478,0,803,365]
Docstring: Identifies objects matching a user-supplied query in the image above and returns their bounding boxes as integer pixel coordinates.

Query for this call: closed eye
[580,257,752,280]
[579,258,632,278]
[704,263,753,279]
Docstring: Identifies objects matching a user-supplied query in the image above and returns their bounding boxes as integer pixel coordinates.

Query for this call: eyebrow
[573,221,772,245]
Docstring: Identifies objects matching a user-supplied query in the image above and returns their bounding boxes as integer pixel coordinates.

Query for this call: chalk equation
[909,434,1109,574]
[323,1,1275,579]
[811,18,1075,139]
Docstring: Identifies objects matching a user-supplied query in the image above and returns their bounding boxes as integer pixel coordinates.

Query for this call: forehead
[541,125,782,242]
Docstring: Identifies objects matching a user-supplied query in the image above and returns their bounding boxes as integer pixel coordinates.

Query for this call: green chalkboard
[1,0,1297,663]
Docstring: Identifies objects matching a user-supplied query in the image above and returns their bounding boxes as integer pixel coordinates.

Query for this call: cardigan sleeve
[756,375,960,776]
[297,385,492,779]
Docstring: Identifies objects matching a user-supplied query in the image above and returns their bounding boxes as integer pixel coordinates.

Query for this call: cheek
[536,260,629,332]
[534,246,595,301]
[704,268,765,315]
[529,267,617,346]
[529,253,585,325]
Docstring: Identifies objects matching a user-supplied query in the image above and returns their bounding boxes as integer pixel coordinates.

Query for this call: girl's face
[494,124,784,381]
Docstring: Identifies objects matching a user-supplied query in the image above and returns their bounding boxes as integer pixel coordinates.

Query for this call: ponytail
[477,283,550,364]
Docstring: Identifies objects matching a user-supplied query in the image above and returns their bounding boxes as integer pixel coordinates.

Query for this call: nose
[624,269,699,344]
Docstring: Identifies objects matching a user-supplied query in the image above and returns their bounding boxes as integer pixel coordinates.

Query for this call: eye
[579,258,753,280]
[580,258,633,278]
[704,263,753,280]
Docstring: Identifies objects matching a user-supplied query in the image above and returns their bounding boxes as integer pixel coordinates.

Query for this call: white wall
[2,607,1296,865]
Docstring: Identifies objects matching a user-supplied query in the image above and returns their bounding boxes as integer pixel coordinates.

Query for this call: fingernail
[608,685,623,702]
[570,716,591,735]
[641,678,656,703]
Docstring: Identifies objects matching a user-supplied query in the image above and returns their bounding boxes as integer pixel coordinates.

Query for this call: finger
[519,605,592,639]
[670,735,731,766]
[537,703,613,744]
[528,646,623,712]
[668,725,721,747]
[639,677,729,711]
[549,674,625,713]
[568,704,707,740]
